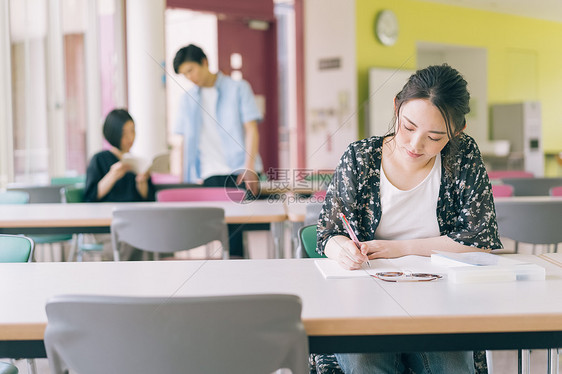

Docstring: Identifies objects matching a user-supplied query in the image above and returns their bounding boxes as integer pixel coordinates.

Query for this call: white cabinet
[491,102,543,176]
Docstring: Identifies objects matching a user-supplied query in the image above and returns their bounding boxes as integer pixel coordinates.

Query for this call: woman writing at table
[84,109,155,202]
[317,64,502,373]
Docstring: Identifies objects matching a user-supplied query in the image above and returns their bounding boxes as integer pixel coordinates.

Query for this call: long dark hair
[391,64,470,174]
[103,109,134,150]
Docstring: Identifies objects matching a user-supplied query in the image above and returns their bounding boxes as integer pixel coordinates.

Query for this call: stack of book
[431,251,545,283]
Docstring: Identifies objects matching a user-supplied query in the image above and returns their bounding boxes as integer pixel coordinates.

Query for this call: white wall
[304,0,357,170]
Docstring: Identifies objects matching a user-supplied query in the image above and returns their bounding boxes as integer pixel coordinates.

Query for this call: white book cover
[121,152,170,174]
[430,251,529,267]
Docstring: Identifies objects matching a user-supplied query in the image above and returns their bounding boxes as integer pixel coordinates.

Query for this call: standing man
[173,44,262,196]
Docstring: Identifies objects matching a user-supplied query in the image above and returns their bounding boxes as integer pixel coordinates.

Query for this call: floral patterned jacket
[317,133,503,254]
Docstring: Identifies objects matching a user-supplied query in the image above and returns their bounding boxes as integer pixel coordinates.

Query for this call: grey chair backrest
[501,177,562,196]
[495,199,562,250]
[45,293,309,374]
[110,206,229,260]
[6,185,64,203]
[305,201,324,226]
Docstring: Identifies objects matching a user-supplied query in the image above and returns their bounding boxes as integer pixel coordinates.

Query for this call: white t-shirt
[198,87,232,180]
[375,154,442,240]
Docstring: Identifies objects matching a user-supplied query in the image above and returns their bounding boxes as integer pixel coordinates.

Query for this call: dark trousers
[203,175,246,257]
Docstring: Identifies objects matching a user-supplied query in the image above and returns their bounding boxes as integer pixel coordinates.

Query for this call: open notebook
[315,255,446,279]
[315,253,545,283]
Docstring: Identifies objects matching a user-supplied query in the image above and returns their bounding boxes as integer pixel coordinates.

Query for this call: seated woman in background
[84,109,155,202]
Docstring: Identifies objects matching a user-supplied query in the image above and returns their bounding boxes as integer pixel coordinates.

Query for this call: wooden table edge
[303,314,562,336]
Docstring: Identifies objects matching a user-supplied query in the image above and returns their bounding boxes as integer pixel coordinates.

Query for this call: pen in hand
[338,212,371,268]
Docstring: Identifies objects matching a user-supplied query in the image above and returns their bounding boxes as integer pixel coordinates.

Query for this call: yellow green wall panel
[356,0,562,158]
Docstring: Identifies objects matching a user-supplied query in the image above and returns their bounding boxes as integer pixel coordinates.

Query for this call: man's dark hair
[173,44,207,74]
[103,109,134,150]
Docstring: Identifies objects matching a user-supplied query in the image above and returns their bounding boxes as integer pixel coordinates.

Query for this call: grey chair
[494,199,562,253]
[501,177,562,196]
[494,198,562,370]
[305,201,324,226]
[110,206,229,261]
[44,294,309,374]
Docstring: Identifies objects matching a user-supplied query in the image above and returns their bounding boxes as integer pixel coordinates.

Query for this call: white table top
[1,255,561,341]
[0,200,287,229]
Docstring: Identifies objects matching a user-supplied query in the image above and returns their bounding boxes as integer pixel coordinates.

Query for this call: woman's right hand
[108,161,131,181]
[325,235,370,270]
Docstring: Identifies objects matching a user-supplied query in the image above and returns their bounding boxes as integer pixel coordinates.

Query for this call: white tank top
[199,87,231,180]
[375,154,441,240]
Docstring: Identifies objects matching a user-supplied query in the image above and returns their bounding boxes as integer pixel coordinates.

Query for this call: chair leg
[77,234,85,262]
[26,358,37,374]
[485,350,494,374]
[67,234,78,261]
[49,243,55,262]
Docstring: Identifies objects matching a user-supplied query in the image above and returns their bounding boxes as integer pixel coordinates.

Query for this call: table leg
[518,349,531,374]
[270,221,285,259]
[547,348,559,374]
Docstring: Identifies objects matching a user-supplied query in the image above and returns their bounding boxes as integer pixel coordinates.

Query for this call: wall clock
[375,9,399,46]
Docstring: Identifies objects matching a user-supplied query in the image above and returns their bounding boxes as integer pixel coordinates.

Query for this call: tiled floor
[5,234,561,373]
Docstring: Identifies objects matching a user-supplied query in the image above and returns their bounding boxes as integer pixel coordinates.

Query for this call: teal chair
[0,190,72,262]
[297,224,325,258]
[0,234,34,263]
[60,184,104,261]
[0,362,18,374]
[0,191,29,204]
[50,175,86,186]
[0,235,36,374]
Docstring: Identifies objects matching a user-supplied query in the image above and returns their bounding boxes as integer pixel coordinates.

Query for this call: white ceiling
[420,0,562,22]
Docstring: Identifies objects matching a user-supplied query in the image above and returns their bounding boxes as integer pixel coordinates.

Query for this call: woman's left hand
[362,240,405,259]
[135,171,150,183]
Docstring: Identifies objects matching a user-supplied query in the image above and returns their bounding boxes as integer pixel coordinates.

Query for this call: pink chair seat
[151,173,181,184]
[549,185,562,197]
[156,187,246,203]
[312,190,327,200]
[492,184,514,197]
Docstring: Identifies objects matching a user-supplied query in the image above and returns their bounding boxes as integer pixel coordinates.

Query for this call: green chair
[0,235,36,373]
[60,184,104,261]
[0,361,18,374]
[297,225,343,374]
[297,224,325,258]
[50,175,86,186]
